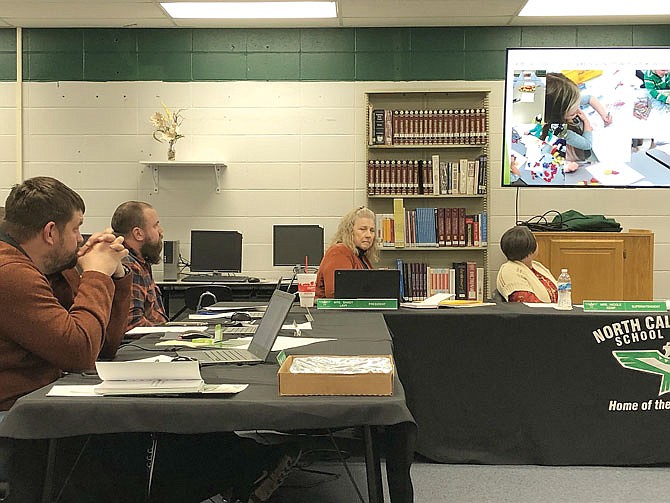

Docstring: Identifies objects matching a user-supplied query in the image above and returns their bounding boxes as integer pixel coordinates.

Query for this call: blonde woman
[315,206,379,298]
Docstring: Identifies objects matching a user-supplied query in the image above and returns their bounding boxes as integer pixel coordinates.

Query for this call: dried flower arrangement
[150,102,184,160]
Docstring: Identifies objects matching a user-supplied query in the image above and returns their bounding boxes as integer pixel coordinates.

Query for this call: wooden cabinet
[533,230,654,303]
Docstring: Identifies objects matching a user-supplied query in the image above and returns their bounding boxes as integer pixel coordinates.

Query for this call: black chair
[491,288,507,303]
[0,437,12,501]
[184,286,234,311]
[170,286,234,321]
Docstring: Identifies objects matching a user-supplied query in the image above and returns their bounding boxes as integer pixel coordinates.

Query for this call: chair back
[0,436,12,500]
[491,289,507,303]
[183,286,234,311]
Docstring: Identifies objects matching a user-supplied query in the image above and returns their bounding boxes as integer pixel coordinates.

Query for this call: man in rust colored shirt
[0,176,131,411]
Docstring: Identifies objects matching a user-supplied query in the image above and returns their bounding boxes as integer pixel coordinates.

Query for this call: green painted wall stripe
[0,25,663,82]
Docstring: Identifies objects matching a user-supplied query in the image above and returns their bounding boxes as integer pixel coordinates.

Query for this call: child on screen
[540,72,610,163]
[643,69,670,104]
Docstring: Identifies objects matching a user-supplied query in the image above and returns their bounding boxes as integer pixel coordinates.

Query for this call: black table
[0,310,415,502]
[157,278,298,318]
[385,303,670,465]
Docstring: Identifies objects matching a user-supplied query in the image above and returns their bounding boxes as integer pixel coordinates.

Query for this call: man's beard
[43,243,78,275]
[141,238,163,265]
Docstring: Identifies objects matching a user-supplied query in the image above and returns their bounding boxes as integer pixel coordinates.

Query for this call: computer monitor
[273,225,324,267]
[190,230,242,273]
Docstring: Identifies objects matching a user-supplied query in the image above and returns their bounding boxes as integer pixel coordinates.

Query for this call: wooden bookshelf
[365,89,491,299]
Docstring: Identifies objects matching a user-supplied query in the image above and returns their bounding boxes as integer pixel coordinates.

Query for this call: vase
[167,141,176,161]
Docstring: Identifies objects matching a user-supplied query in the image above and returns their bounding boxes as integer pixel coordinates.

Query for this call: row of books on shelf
[397,259,484,302]
[369,107,488,146]
[377,204,487,248]
[367,155,487,196]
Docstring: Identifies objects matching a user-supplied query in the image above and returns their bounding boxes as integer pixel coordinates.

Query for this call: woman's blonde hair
[329,206,379,262]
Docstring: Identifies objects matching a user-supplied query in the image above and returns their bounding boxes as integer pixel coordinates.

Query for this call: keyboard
[182,275,249,283]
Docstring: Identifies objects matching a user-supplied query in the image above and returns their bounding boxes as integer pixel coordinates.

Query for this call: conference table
[385,303,670,465]
[0,309,415,503]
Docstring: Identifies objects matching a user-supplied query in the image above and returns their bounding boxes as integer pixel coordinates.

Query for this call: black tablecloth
[385,303,670,465]
[0,309,416,502]
[2,311,411,438]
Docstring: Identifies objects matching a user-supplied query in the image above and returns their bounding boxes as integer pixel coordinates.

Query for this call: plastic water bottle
[556,268,572,310]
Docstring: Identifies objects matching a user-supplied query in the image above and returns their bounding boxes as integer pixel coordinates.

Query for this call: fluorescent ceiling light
[519,0,670,16]
[162,2,337,19]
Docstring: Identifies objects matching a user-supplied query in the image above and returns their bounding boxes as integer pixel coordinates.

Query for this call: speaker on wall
[163,240,180,281]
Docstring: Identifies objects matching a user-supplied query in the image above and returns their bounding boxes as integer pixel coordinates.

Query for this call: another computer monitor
[190,230,242,273]
[273,225,324,267]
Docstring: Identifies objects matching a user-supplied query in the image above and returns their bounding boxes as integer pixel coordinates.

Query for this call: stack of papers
[438,299,496,308]
[400,293,454,309]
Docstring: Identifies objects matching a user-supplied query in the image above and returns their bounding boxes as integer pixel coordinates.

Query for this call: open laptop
[178,288,295,364]
[334,269,401,300]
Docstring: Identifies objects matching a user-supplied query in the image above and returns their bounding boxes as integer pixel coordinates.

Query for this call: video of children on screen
[506,66,670,185]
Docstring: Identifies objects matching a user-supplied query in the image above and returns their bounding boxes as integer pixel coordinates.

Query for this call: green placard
[582,300,667,313]
[276,350,287,366]
[316,298,398,310]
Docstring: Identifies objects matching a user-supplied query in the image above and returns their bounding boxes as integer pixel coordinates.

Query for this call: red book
[465,214,474,247]
[383,161,391,195]
[437,208,445,247]
[446,110,456,144]
[399,160,407,195]
[444,208,452,247]
[392,110,400,145]
[458,207,466,246]
[389,160,397,195]
[480,108,488,145]
[384,109,393,145]
[466,261,477,300]
[449,207,458,246]
[369,160,376,195]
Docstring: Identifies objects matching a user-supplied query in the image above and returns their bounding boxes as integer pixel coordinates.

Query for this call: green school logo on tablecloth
[613,344,670,396]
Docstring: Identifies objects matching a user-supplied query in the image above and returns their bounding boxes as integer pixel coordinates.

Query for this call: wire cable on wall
[517,210,569,232]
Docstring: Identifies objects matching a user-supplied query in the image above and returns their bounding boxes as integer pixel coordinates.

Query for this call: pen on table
[164,321,208,327]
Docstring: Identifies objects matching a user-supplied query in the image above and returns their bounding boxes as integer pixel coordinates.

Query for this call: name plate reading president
[316,298,398,310]
[583,301,668,313]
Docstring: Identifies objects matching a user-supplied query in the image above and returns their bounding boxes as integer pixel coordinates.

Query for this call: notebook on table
[334,269,401,300]
[178,288,295,364]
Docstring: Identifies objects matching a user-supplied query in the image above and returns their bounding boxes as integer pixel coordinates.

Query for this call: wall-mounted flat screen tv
[503,47,670,188]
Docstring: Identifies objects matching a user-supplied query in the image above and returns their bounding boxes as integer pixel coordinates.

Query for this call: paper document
[199,305,267,312]
[439,300,496,308]
[126,326,208,336]
[189,311,264,320]
[155,335,334,351]
[47,383,248,397]
[401,293,455,309]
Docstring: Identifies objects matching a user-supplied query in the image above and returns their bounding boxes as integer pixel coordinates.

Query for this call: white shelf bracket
[214,165,222,193]
[152,165,160,193]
